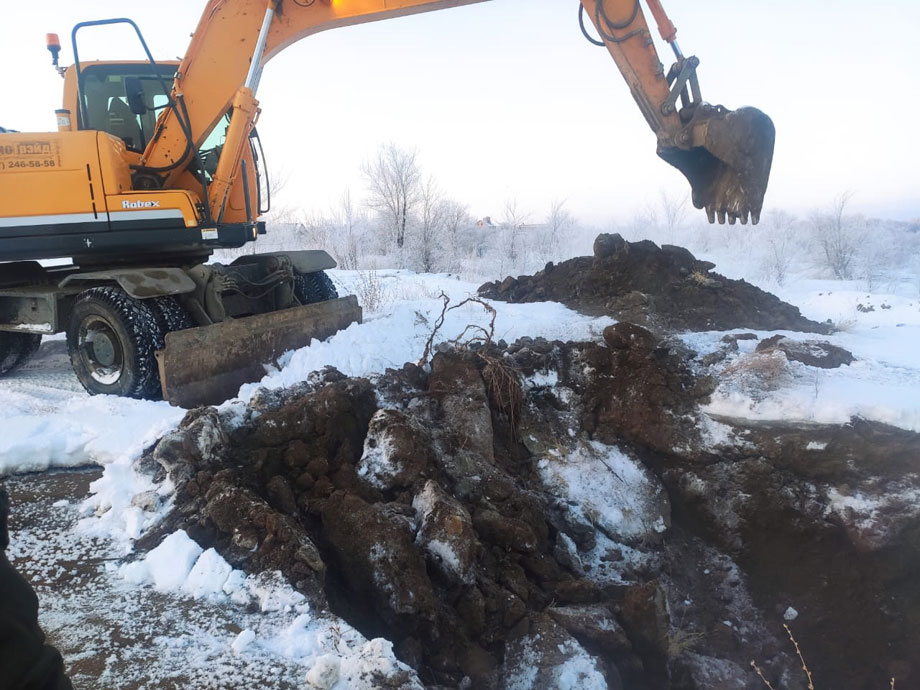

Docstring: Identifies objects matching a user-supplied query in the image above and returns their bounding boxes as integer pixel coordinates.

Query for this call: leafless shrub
[354,269,391,314]
[417,292,523,436]
[752,624,814,690]
[722,352,790,393]
[810,191,865,280]
[418,293,497,365]
[760,209,797,286]
[481,352,523,436]
[667,627,704,658]
[751,624,896,690]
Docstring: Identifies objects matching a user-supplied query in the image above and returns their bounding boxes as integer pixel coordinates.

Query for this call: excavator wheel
[66,287,164,400]
[293,271,338,305]
[151,296,195,334]
[0,332,42,377]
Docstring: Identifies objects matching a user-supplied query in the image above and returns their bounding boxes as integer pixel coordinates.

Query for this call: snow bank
[0,392,183,476]
[237,271,612,401]
[117,530,423,689]
[683,326,920,432]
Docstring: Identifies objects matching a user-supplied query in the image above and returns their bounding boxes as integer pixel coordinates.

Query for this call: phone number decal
[0,140,62,171]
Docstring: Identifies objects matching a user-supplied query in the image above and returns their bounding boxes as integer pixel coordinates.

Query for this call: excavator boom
[140,0,774,226]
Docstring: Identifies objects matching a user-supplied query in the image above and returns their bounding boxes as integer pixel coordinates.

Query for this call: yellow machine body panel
[0,130,105,221]
[103,191,200,229]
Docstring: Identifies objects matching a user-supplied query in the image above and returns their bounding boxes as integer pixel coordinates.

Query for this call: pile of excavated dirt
[139,323,920,689]
[478,234,831,335]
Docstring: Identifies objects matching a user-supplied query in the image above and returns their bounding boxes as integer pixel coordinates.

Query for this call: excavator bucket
[155,296,362,408]
[658,106,775,225]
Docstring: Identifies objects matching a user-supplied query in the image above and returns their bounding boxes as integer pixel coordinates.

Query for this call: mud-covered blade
[658,105,775,225]
[156,296,362,408]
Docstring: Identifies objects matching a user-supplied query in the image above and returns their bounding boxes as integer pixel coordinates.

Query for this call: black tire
[293,271,338,305]
[66,287,164,399]
[0,332,42,376]
[151,296,195,334]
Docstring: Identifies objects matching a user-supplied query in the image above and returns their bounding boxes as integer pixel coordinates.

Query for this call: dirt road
[5,469,312,689]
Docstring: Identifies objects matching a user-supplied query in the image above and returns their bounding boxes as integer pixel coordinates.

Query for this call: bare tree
[362,143,422,250]
[440,198,473,272]
[628,202,659,242]
[329,188,365,270]
[539,198,574,263]
[263,167,296,225]
[762,209,797,286]
[659,190,688,244]
[414,177,447,273]
[501,197,530,271]
[292,211,330,250]
[811,191,864,280]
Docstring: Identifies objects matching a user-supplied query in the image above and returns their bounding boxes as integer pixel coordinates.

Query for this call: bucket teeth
[658,106,775,226]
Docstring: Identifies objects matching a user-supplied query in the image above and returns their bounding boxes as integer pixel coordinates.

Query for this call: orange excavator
[0,0,774,406]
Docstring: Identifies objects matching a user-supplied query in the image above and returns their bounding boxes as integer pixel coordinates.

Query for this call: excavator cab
[77,63,172,153]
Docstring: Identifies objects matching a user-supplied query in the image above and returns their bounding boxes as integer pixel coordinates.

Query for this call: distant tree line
[223,143,920,294]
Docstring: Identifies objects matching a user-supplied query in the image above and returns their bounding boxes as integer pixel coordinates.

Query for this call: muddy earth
[478,233,831,335]
[134,319,920,689]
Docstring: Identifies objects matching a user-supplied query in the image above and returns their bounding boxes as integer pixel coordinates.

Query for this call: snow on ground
[682,280,920,432]
[6,471,422,690]
[235,269,613,402]
[0,270,614,688]
[0,337,185,476]
[0,271,612,479]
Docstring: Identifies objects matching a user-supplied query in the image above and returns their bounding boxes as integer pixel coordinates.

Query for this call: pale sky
[4,1,919,225]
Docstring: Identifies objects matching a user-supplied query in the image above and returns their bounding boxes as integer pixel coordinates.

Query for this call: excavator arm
[140,0,774,226]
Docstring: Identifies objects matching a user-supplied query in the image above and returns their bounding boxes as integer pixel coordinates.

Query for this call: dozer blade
[658,105,775,225]
[156,296,362,408]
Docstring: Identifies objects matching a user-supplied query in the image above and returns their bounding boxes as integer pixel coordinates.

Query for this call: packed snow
[537,440,669,543]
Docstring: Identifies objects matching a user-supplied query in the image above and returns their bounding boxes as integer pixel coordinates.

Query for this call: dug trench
[137,322,920,689]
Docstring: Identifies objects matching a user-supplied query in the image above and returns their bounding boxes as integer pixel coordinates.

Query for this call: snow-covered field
[2,266,919,688]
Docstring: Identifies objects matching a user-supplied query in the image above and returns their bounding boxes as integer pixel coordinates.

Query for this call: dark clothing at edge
[0,486,74,690]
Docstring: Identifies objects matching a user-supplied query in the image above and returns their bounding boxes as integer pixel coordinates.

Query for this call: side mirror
[124,77,147,116]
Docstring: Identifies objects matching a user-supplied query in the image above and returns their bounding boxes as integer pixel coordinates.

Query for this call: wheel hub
[89,331,116,366]
[80,317,123,385]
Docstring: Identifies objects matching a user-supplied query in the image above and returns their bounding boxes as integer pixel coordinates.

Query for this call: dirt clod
[755,334,855,368]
